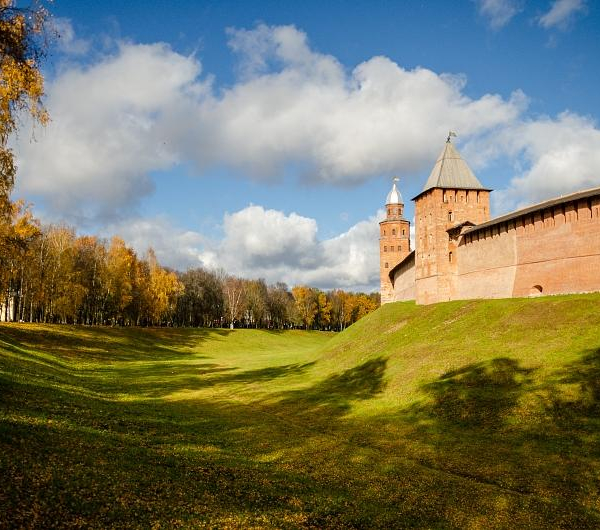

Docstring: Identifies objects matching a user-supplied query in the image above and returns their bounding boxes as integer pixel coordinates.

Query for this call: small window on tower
[392,229,396,235]
[390,246,394,251]
[384,246,387,252]
[443,191,448,203]
[385,262,389,268]
[448,211,454,222]
[449,252,453,263]
[402,229,405,235]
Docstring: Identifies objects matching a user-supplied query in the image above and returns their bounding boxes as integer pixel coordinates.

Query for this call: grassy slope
[1,294,600,528]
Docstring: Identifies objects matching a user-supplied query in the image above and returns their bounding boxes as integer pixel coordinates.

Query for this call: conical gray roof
[422,140,486,193]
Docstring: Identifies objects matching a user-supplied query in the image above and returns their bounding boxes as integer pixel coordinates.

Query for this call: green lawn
[1,295,600,528]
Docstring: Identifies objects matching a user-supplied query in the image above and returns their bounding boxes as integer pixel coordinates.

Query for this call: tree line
[0,5,379,330]
[0,202,379,329]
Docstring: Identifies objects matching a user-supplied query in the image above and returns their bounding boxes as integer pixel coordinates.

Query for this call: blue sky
[13,0,600,291]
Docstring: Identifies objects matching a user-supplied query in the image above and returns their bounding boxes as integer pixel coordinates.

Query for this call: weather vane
[447,130,457,143]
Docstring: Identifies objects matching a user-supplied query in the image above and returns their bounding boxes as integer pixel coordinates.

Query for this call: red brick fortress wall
[456,221,517,300]
[456,193,600,300]
[512,196,600,297]
[390,252,416,301]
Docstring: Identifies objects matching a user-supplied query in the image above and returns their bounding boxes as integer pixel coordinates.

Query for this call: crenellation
[578,199,592,219]
[566,202,577,222]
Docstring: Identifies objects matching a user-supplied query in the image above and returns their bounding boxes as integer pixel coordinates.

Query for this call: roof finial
[447,130,457,143]
[386,177,403,204]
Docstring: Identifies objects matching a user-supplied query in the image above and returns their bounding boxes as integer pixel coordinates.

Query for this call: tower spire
[418,136,487,195]
[386,177,403,206]
[379,177,411,304]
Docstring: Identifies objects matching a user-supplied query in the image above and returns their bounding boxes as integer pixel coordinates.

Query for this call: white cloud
[12,22,600,272]
[189,27,523,183]
[108,207,382,291]
[538,0,587,29]
[199,206,381,291]
[493,112,600,210]
[475,0,522,29]
[102,215,208,271]
[220,206,320,269]
[15,42,204,222]
[15,24,524,223]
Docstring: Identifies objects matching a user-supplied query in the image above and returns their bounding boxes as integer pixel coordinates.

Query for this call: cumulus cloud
[538,0,587,30]
[494,112,600,210]
[15,42,203,222]
[15,24,525,223]
[189,26,523,183]
[103,216,207,271]
[199,206,381,291]
[13,22,600,266]
[108,207,382,292]
[220,206,320,269]
[475,0,522,29]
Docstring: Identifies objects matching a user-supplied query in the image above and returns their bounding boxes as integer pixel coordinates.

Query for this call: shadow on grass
[549,347,600,417]
[397,351,600,526]
[0,357,391,528]
[412,357,533,430]
[2,338,600,528]
[0,395,324,529]
[101,361,318,399]
[0,324,232,363]
[269,357,388,422]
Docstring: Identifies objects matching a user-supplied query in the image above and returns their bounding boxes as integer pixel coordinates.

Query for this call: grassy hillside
[1,294,599,528]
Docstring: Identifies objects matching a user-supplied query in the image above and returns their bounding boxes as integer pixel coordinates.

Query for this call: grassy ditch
[1,294,600,528]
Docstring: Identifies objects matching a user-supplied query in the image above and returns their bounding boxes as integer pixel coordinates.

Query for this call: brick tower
[412,136,491,304]
[379,178,411,303]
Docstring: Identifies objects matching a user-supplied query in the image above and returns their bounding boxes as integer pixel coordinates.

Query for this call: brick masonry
[379,201,411,304]
[385,186,600,305]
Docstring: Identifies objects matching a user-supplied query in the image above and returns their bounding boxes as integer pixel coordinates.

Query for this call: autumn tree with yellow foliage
[0,3,381,329]
[0,0,48,213]
[0,1,48,317]
[143,248,184,326]
[0,209,379,326]
[0,199,38,320]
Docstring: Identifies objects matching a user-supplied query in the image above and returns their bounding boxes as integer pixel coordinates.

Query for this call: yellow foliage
[292,285,318,329]
[0,1,49,212]
[147,253,184,324]
[106,236,135,313]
